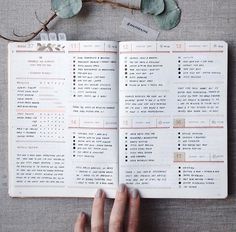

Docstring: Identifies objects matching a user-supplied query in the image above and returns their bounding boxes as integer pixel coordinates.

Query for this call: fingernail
[131,189,139,199]
[78,212,85,220]
[95,189,103,198]
[118,183,126,193]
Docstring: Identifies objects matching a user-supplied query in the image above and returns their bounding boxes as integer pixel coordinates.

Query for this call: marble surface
[0,0,236,231]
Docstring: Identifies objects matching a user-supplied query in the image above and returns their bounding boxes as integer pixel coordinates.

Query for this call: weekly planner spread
[8,41,227,198]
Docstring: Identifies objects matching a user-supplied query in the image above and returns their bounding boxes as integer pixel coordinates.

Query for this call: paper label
[120,17,159,40]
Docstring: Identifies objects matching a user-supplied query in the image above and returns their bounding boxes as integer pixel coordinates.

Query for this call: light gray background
[0,0,236,231]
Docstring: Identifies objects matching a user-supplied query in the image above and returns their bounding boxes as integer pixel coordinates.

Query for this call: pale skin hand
[74,184,140,232]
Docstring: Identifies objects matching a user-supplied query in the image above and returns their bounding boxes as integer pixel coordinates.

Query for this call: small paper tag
[120,17,159,40]
[58,33,67,41]
[40,32,49,41]
[49,32,57,41]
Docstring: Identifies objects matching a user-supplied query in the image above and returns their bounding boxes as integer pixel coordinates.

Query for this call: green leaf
[51,0,82,18]
[141,0,165,16]
[154,0,181,30]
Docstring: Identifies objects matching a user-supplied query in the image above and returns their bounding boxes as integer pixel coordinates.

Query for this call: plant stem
[0,12,57,42]
[0,0,140,42]
[83,0,140,10]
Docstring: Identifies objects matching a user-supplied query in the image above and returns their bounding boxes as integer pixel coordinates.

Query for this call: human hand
[74,184,140,232]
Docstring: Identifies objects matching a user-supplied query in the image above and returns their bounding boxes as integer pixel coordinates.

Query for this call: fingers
[127,189,140,232]
[109,184,128,232]
[74,186,140,232]
[74,212,86,232]
[91,189,106,232]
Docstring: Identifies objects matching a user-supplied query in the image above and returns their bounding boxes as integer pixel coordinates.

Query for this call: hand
[74,184,140,232]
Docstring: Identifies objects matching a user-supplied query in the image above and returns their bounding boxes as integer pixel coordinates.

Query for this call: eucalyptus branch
[83,0,140,10]
[0,12,57,42]
[0,0,180,42]
[0,0,139,43]
[0,0,138,43]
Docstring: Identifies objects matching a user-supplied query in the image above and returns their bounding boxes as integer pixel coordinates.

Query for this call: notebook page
[119,41,227,198]
[8,41,119,198]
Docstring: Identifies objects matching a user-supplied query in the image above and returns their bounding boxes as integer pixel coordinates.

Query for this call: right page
[119,41,227,198]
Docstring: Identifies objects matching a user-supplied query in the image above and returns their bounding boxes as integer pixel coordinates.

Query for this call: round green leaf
[154,0,181,30]
[141,0,165,16]
[51,0,82,19]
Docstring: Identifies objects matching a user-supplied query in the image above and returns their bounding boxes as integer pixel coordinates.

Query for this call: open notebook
[8,41,228,198]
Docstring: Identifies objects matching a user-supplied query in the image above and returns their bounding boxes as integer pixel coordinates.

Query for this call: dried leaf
[154,0,181,30]
[51,0,82,19]
[37,46,47,51]
[47,46,53,51]
[141,0,165,16]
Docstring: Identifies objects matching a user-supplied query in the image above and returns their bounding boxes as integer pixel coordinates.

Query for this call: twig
[83,0,140,10]
[35,11,45,25]
[13,29,35,38]
[0,0,140,42]
[0,12,57,42]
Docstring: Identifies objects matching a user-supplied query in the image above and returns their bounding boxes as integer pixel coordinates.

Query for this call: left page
[8,41,119,198]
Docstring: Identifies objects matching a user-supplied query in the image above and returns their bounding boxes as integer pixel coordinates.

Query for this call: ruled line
[67,186,116,189]
[68,127,117,129]
[173,126,224,128]
[120,127,170,129]
[16,109,65,113]
[16,51,65,53]
[16,77,65,80]
[16,140,66,143]
[14,185,66,188]
[172,50,224,53]
[119,51,170,54]
[69,116,117,118]
[173,81,224,84]
[174,161,224,163]
[68,51,117,54]
[120,115,171,118]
